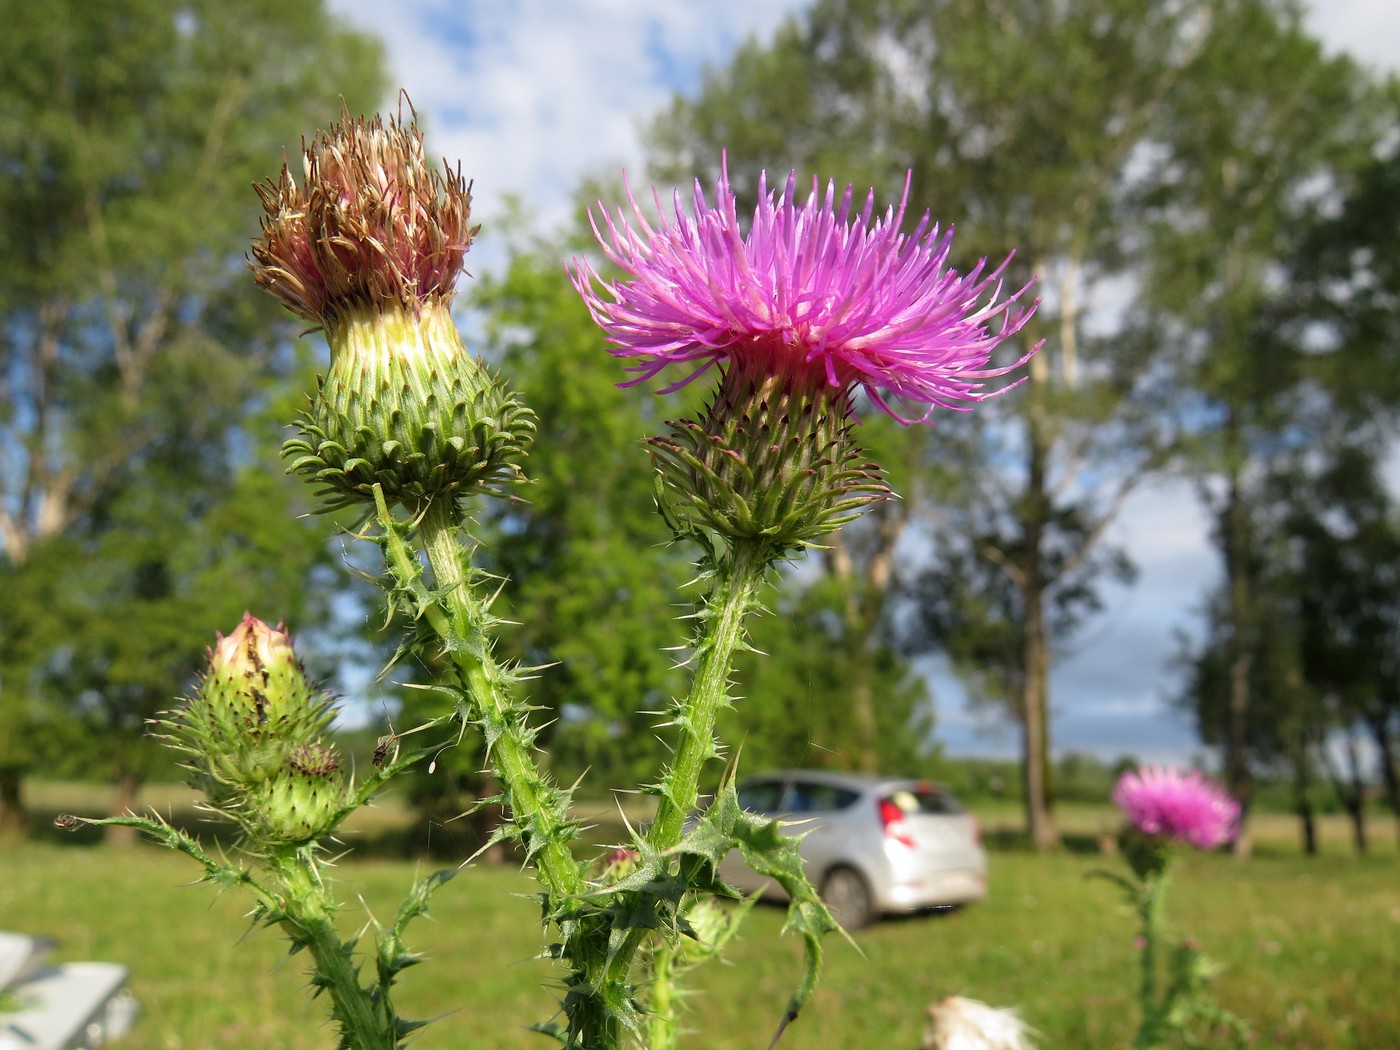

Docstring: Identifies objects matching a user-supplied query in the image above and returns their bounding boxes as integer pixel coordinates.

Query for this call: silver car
[719,771,987,928]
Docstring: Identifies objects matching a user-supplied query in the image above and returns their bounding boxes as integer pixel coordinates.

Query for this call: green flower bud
[678,896,731,953]
[158,615,336,813]
[251,744,348,846]
[1118,825,1174,881]
[649,358,891,560]
[250,105,533,513]
[283,300,534,513]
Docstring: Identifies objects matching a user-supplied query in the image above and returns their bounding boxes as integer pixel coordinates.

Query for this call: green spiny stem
[417,497,584,899]
[283,910,394,1048]
[604,541,768,995]
[70,814,400,1048]
[415,497,627,1047]
[648,540,766,849]
[56,813,275,903]
[271,849,396,1050]
[646,939,681,1050]
[1135,868,1170,1050]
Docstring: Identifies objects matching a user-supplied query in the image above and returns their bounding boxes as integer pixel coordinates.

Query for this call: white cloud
[330,0,801,242]
[1303,0,1400,70]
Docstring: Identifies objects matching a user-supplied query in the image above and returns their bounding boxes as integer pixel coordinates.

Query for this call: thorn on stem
[766,1008,799,1049]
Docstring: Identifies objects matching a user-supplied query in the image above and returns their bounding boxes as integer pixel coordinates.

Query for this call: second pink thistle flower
[1113,766,1240,851]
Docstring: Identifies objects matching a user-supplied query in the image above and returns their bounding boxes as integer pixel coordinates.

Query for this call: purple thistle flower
[569,156,1040,424]
[1112,767,1240,851]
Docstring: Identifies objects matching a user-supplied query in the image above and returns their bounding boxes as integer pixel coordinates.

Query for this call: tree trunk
[1020,401,1059,852]
[825,511,905,775]
[1221,457,1254,858]
[849,669,879,773]
[1296,797,1316,857]
[1364,709,1400,847]
[105,770,143,848]
[1290,749,1316,856]
[1019,620,1057,851]
[1344,732,1368,856]
[0,766,26,839]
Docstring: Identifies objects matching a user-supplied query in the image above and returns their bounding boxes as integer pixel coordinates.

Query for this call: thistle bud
[251,744,348,846]
[599,847,640,882]
[1117,826,1174,881]
[250,104,533,513]
[648,358,891,559]
[160,615,336,814]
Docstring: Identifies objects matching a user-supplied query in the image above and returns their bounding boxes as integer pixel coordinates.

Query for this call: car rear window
[785,782,859,813]
[736,779,860,814]
[883,784,964,815]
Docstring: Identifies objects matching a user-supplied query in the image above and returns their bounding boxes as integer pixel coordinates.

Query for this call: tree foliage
[1133,3,1395,846]
[645,0,1397,849]
[727,570,933,775]
[0,0,387,834]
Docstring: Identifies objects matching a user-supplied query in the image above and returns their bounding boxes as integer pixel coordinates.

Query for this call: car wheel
[820,866,874,930]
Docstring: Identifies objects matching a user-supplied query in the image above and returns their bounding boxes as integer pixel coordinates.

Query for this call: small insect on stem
[373,731,400,767]
[373,709,403,767]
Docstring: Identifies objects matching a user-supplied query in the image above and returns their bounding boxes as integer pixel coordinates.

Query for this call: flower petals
[569,155,1041,423]
[1113,767,1241,850]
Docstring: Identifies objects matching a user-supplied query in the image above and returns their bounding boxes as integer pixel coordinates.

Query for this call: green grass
[3,785,1397,1049]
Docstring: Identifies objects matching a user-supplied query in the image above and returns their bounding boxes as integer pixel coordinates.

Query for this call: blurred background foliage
[1,0,1398,862]
[0,0,388,838]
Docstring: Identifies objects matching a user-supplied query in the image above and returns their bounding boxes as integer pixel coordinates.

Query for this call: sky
[325,0,1400,764]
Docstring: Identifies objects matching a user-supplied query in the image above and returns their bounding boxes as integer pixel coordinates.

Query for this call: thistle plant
[59,615,447,1048]
[566,159,1036,1043]
[1095,766,1251,1049]
[61,102,1038,1049]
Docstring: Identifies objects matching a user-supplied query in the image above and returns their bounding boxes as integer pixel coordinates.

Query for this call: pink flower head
[1112,766,1240,850]
[569,155,1040,424]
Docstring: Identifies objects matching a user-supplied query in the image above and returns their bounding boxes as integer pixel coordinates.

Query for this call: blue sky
[325,0,1400,763]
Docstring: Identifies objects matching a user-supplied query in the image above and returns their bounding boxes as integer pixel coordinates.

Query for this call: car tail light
[878,798,916,849]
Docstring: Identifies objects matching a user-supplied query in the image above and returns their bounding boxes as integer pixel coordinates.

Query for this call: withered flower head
[250,100,478,328]
[250,101,534,514]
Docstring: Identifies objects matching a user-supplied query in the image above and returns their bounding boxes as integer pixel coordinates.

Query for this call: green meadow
[2,784,1396,1049]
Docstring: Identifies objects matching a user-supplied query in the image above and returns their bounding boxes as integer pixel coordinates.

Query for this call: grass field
[2,783,1397,1049]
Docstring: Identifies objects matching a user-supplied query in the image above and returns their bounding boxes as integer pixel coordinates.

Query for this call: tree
[1288,443,1400,848]
[1176,438,1400,855]
[1281,100,1400,849]
[646,0,1233,848]
[1133,0,1392,851]
[1173,524,1325,855]
[0,0,387,836]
